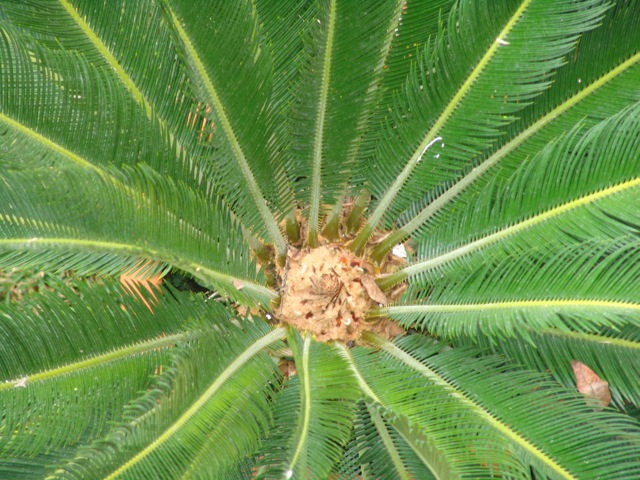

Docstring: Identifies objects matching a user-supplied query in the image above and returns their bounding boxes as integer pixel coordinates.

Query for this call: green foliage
[256,332,359,478]
[1,0,640,478]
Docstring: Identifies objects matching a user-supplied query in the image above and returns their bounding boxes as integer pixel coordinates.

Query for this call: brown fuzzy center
[277,245,402,342]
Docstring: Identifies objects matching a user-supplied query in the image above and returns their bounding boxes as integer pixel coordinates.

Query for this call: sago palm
[1,0,640,478]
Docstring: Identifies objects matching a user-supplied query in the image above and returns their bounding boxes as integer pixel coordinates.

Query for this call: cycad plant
[1,0,640,478]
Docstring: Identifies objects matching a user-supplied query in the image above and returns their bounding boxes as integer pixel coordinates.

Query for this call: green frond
[160,0,289,251]
[365,0,455,122]
[0,12,201,185]
[355,333,640,479]
[254,0,313,112]
[353,0,456,204]
[382,239,640,340]
[335,401,441,480]
[0,0,200,160]
[347,338,520,478]
[257,332,360,479]
[390,2,640,261]
[372,0,640,260]
[284,0,404,244]
[253,0,314,237]
[457,326,640,410]
[291,0,338,245]
[0,280,220,468]
[0,449,80,479]
[364,403,414,480]
[388,414,454,480]
[337,343,461,479]
[0,166,274,305]
[353,0,608,251]
[381,99,640,289]
[89,322,285,480]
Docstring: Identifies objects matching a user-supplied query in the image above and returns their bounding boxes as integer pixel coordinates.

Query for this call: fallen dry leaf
[361,275,387,305]
[571,360,611,408]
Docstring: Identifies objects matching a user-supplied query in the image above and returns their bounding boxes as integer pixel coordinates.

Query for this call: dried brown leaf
[120,261,163,313]
[571,360,611,408]
[361,275,387,305]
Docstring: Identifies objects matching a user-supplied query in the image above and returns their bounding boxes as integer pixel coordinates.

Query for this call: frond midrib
[287,335,312,474]
[336,343,380,402]
[164,5,286,254]
[0,112,105,174]
[59,0,148,116]
[544,329,640,351]
[380,176,640,288]
[0,332,187,391]
[307,0,337,246]
[0,236,277,301]
[383,299,640,315]
[391,415,454,480]
[365,403,412,480]
[104,326,287,480]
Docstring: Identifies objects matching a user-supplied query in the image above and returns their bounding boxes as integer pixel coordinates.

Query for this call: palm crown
[1,0,640,478]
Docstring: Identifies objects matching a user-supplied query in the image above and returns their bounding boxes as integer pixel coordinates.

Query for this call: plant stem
[285,213,300,243]
[375,270,408,292]
[322,197,344,241]
[346,190,371,235]
[370,228,405,263]
[350,222,374,256]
